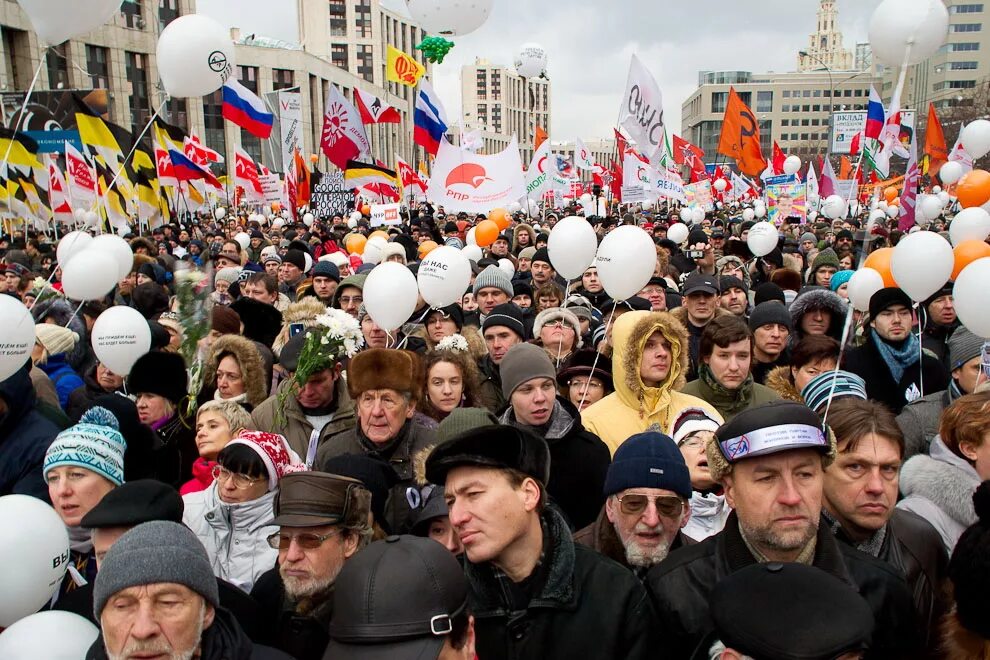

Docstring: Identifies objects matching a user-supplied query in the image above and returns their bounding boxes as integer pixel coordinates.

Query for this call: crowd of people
[3,199,990,659]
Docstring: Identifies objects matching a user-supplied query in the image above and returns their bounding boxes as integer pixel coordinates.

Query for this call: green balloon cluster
[416,37,455,64]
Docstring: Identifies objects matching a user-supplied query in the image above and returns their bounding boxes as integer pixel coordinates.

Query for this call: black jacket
[466,507,659,660]
[843,334,949,414]
[0,363,58,500]
[85,606,292,659]
[251,566,333,660]
[646,511,921,659]
[65,363,121,422]
[500,397,610,530]
[153,413,199,489]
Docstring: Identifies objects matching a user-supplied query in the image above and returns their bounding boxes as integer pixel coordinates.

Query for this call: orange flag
[717,87,767,177]
[839,156,853,180]
[534,125,548,151]
[924,102,948,178]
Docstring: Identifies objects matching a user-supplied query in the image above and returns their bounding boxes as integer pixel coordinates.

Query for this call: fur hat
[347,349,421,400]
[532,307,584,349]
[127,351,188,405]
[379,242,408,264]
[769,267,802,292]
[206,334,269,406]
[230,297,284,349]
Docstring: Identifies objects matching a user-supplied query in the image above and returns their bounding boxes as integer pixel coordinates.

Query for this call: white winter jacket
[682,490,731,543]
[182,483,279,593]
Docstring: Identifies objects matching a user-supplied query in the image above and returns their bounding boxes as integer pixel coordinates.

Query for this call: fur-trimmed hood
[900,436,980,531]
[271,297,328,356]
[667,305,734,332]
[511,223,537,253]
[204,334,269,406]
[764,365,803,402]
[612,311,689,419]
[789,287,848,341]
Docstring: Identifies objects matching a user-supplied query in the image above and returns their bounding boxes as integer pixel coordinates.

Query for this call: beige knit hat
[35,324,79,356]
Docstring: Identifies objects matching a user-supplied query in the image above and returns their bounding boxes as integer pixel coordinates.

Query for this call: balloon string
[918,303,925,399]
[820,283,857,431]
[105,97,168,195]
[578,300,617,410]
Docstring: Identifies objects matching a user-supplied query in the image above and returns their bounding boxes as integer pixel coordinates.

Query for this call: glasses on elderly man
[616,493,684,518]
[267,530,343,550]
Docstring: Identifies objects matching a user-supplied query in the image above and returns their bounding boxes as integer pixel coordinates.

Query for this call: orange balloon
[369,230,389,241]
[952,240,990,280]
[883,187,898,203]
[361,204,371,216]
[418,240,439,259]
[956,169,990,209]
[863,247,897,288]
[474,220,499,247]
[889,197,900,207]
[490,208,510,230]
[345,233,367,255]
[309,153,319,163]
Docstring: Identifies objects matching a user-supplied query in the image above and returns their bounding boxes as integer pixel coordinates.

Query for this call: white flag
[618,54,665,166]
[622,153,652,189]
[574,137,595,170]
[321,85,371,170]
[805,162,819,200]
[427,138,526,213]
[525,139,557,197]
[949,130,975,173]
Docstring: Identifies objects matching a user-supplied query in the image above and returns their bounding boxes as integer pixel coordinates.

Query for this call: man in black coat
[844,288,949,414]
[646,401,920,659]
[497,343,610,530]
[0,361,58,500]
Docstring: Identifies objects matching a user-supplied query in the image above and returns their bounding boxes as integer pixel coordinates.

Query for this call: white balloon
[0,297,35,383]
[932,186,943,194]
[72,208,86,222]
[466,227,477,246]
[823,195,847,220]
[527,199,540,215]
[595,225,656,300]
[514,43,548,78]
[667,222,689,245]
[713,178,727,192]
[83,211,100,228]
[406,0,493,36]
[949,207,990,246]
[91,307,151,376]
[461,244,483,262]
[362,241,384,265]
[418,246,471,307]
[363,262,418,331]
[783,155,801,175]
[939,161,964,185]
[742,208,756,222]
[156,14,234,98]
[754,206,767,219]
[547,216,598,280]
[302,212,315,227]
[746,222,779,258]
[920,195,944,223]
[0,610,98,658]
[55,230,92,267]
[281,210,291,220]
[891,231,954,301]
[90,233,133,280]
[878,200,889,210]
[691,207,706,223]
[507,202,522,213]
[498,258,515,278]
[868,0,949,66]
[61,248,119,301]
[753,200,766,212]
[16,0,123,46]
[0,495,69,627]
[961,119,990,160]
[807,210,818,222]
[847,268,886,312]
[868,209,887,226]
[234,232,251,251]
[303,252,313,274]
[954,258,990,337]
[679,208,692,223]
[349,211,363,222]
[579,193,593,204]
[886,206,899,218]
[938,190,951,205]
[214,206,227,220]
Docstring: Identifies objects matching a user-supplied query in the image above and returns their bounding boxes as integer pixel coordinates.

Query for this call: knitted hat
[753,282,786,306]
[532,307,584,349]
[93,521,220,619]
[531,247,552,267]
[949,326,986,371]
[425,304,464,330]
[499,343,556,399]
[473,264,513,297]
[809,248,840,275]
[513,281,533,298]
[214,267,241,286]
[380,242,407,264]
[518,246,537,261]
[719,275,748,295]
[482,303,526,339]
[830,269,854,292]
[748,301,793,332]
[263,253,282,266]
[225,430,303,492]
[604,429,692,499]
[800,232,817,244]
[312,260,341,282]
[260,245,279,260]
[671,407,723,446]
[44,406,127,486]
[800,370,867,413]
[948,482,990,639]
[283,249,307,272]
[211,305,242,335]
[35,323,78,356]
[436,408,500,444]
[869,287,912,320]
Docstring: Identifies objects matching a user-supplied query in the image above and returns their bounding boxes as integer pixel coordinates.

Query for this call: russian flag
[865,86,885,140]
[222,79,274,139]
[169,148,220,187]
[414,79,448,156]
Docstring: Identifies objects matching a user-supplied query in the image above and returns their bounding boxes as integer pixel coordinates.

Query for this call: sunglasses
[616,493,684,518]
[266,530,342,550]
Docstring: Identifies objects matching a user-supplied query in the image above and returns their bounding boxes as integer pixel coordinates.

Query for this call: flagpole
[106,98,168,197]
[0,50,45,180]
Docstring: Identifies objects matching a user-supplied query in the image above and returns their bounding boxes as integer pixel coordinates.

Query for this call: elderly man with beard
[646,401,920,659]
[574,429,693,578]
[250,471,372,660]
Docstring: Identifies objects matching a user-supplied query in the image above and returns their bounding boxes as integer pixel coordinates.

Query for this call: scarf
[698,364,755,416]
[871,329,919,384]
[821,508,887,558]
[739,520,817,566]
[214,389,248,404]
[68,525,93,554]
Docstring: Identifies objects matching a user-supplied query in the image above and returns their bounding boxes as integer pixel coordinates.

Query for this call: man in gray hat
[88,521,291,659]
[471,264,513,325]
[250,471,373,660]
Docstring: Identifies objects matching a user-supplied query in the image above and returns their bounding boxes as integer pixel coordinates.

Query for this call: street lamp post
[799,50,834,156]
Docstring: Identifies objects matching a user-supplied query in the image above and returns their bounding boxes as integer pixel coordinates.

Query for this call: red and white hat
[227,431,304,491]
[671,407,723,446]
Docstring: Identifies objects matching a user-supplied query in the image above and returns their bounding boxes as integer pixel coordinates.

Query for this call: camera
[686,249,706,260]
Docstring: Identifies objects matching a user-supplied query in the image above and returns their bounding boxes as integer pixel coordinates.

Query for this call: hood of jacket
[330,273,367,308]
[204,334,268,407]
[0,363,35,435]
[499,396,579,443]
[764,365,803,402]
[789,287,848,341]
[199,481,278,533]
[611,311,689,419]
[900,435,981,529]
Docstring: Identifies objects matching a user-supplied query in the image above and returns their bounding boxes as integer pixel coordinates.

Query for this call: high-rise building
[797,0,855,72]
[460,57,551,164]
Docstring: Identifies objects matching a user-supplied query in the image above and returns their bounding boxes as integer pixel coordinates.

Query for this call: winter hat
[800,232,817,244]
[604,429,692,499]
[127,351,188,405]
[671,407,723,446]
[769,267,802,292]
[211,305,242,335]
[531,247,552,267]
[425,304,464,330]
[214,267,241,287]
[260,245,279,260]
[263,253,282,266]
[499,343,556,399]
[35,323,79,357]
[326,252,349,269]
[436,407,500,445]
[44,406,127,486]
[425,424,551,486]
[532,307,584,349]
[283,249,307,272]
[809,248,840,275]
[380,242,407,264]
[949,326,986,372]
[482,302,526,339]
[719,275,748,296]
[225,430,303,491]
[312,260,341,282]
[347,349,421,400]
[322,453,399,532]
[868,287,912,320]
[513,281,533,298]
[473,264,513,298]
[753,282,786,306]
[93,521,219,619]
[948,482,990,639]
[518,246,537,261]
[829,269,854,292]
[801,370,867,413]
[748,301,793,332]
[556,349,613,391]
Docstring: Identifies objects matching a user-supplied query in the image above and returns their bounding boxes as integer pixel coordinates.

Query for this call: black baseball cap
[682,272,718,296]
[326,535,468,659]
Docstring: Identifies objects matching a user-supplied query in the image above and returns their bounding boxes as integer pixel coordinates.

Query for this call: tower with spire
[798,0,855,71]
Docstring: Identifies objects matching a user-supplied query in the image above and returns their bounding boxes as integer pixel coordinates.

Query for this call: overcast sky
[198,0,880,141]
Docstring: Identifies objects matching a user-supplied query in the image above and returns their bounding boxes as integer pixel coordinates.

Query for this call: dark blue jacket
[38,353,84,410]
[0,363,59,500]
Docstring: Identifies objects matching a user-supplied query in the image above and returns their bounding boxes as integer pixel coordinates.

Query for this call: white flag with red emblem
[47,154,72,222]
[321,86,371,170]
[574,137,595,170]
[65,141,97,206]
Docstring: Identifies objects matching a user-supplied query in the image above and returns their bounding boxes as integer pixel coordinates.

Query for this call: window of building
[355,0,372,38]
[711,91,728,113]
[85,44,110,89]
[781,104,790,112]
[950,80,977,88]
[356,45,373,82]
[158,0,180,27]
[802,104,810,112]
[237,65,259,92]
[844,89,852,97]
[121,0,144,29]
[782,119,790,126]
[951,4,984,13]
[951,42,981,51]
[801,133,809,140]
[166,98,188,131]
[790,133,799,141]
[951,61,979,69]
[273,68,294,90]
[756,90,773,113]
[802,89,811,97]
[951,23,982,32]
[802,118,810,126]
[329,0,347,37]
[811,118,820,126]
[126,51,150,134]
[331,44,348,70]
[813,89,821,97]
[202,89,226,158]
[812,104,821,112]
[783,90,791,98]
[45,42,69,89]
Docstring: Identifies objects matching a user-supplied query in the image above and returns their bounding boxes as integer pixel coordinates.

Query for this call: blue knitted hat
[44,406,127,486]
[829,270,854,292]
[604,429,692,499]
[801,370,867,413]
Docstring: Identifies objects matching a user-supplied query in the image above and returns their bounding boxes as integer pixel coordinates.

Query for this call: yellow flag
[387,45,426,87]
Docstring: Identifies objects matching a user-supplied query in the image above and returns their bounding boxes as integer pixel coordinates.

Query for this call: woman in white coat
[183,429,302,592]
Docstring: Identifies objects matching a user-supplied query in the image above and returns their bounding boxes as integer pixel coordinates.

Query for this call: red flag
[321,86,372,170]
[673,134,707,181]
[849,131,862,157]
[183,133,222,165]
[614,128,629,158]
[771,141,786,175]
[717,88,767,177]
[924,102,948,178]
[353,88,401,124]
[234,148,263,198]
[396,155,426,194]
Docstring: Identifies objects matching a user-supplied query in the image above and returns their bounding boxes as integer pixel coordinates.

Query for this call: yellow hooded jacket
[582,310,719,455]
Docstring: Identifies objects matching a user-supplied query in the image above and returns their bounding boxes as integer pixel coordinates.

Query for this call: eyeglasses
[616,493,684,518]
[212,465,265,490]
[680,435,706,450]
[266,529,342,550]
[338,296,363,305]
[568,378,604,391]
